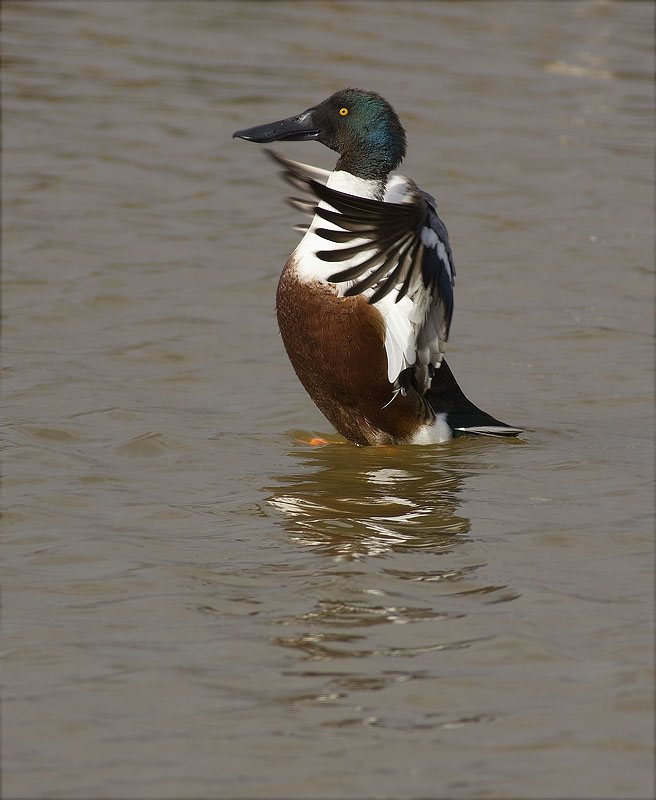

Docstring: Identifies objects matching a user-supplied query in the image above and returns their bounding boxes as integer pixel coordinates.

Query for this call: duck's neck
[336,140,402,187]
[326,169,386,201]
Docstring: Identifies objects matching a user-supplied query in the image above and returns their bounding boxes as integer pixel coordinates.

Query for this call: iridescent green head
[233,88,407,182]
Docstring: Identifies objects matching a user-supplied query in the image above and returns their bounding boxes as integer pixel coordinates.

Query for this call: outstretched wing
[267,150,456,394]
[265,149,331,230]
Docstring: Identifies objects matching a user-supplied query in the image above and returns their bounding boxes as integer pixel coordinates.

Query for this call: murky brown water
[3,1,653,797]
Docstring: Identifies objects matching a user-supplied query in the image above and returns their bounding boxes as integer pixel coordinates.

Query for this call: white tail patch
[410,413,453,444]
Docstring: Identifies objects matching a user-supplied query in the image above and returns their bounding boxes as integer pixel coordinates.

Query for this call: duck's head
[233,88,406,182]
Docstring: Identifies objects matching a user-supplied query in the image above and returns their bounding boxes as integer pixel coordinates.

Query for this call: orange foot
[295,436,345,446]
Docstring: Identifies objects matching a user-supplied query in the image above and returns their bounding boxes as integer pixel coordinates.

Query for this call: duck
[233,88,522,446]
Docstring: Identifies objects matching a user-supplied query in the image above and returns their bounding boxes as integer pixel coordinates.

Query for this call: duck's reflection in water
[267,434,473,558]
[265,437,519,732]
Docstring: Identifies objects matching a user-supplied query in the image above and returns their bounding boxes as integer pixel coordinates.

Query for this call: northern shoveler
[233,88,521,446]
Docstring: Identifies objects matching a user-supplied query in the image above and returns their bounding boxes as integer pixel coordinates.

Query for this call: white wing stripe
[421,226,439,248]
[436,240,452,281]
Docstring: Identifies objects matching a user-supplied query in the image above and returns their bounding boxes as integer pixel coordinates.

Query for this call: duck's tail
[426,360,522,437]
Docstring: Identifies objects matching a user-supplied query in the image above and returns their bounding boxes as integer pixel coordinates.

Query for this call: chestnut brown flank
[276,257,432,445]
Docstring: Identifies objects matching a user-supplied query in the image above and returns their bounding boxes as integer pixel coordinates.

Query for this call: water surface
[3,1,653,797]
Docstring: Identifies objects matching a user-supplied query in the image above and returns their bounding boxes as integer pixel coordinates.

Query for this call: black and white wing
[265,149,331,231]
[267,150,456,394]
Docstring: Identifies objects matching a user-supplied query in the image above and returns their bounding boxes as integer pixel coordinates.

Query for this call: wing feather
[268,150,456,394]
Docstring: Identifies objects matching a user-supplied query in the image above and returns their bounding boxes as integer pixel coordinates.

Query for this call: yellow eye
[339,107,349,116]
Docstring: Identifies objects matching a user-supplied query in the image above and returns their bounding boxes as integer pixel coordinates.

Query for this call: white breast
[293,171,381,285]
